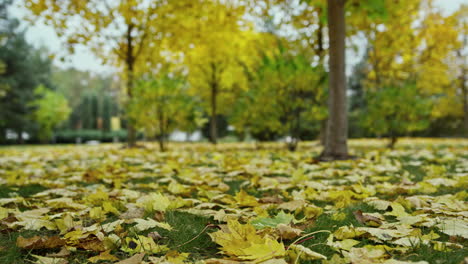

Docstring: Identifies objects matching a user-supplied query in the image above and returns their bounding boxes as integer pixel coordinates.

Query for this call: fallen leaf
[353,210,382,226]
[17,236,65,250]
[251,211,294,229]
[210,220,285,261]
[115,253,145,264]
[88,250,119,263]
[276,224,302,240]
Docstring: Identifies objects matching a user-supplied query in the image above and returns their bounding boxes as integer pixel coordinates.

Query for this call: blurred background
[0,0,466,149]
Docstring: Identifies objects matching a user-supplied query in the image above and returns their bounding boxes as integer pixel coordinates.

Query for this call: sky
[9,0,467,75]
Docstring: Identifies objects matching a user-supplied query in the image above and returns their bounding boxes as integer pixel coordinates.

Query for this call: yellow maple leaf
[234,190,259,207]
[136,192,171,212]
[210,220,285,262]
[240,238,285,262]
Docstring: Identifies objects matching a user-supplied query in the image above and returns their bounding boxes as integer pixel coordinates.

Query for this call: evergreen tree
[0,6,52,143]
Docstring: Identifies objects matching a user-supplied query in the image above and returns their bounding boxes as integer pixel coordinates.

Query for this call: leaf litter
[0,139,467,263]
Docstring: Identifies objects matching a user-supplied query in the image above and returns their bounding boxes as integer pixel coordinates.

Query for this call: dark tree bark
[387,136,398,149]
[317,6,328,147]
[320,0,350,160]
[210,84,218,144]
[158,109,166,152]
[17,129,24,144]
[126,23,137,147]
[210,63,218,144]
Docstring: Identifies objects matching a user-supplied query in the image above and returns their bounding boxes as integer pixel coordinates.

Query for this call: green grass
[297,203,379,263]
[398,243,467,264]
[0,184,47,199]
[142,211,219,260]
[0,230,58,264]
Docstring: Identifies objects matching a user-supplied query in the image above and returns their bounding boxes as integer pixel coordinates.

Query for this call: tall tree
[0,13,52,143]
[319,0,348,160]
[185,3,252,144]
[24,0,201,147]
[231,38,327,150]
[129,74,189,152]
[31,85,71,142]
[361,0,463,140]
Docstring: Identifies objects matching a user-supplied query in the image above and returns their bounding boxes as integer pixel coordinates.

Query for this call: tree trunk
[319,119,327,146]
[317,8,327,147]
[17,130,24,144]
[320,0,349,160]
[210,82,218,144]
[463,80,467,137]
[461,46,468,137]
[126,23,137,147]
[158,109,166,152]
[387,136,398,149]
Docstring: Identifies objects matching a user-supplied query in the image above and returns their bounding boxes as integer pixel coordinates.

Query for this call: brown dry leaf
[46,247,71,258]
[353,210,382,226]
[77,239,107,252]
[88,250,119,263]
[32,255,69,264]
[17,235,65,250]
[276,224,302,240]
[154,211,166,222]
[148,231,162,241]
[115,253,145,264]
[277,200,306,211]
[259,196,284,204]
[120,207,145,220]
[16,236,41,248]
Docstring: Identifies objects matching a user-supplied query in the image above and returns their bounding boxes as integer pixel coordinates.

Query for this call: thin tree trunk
[126,23,137,147]
[158,110,166,152]
[210,67,218,144]
[17,129,23,144]
[210,85,218,144]
[320,0,349,160]
[387,136,398,149]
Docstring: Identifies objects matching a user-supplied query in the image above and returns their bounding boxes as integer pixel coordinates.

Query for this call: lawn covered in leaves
[0,139,467,264]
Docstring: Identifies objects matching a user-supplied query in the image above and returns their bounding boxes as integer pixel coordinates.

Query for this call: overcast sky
[10,0,467,75]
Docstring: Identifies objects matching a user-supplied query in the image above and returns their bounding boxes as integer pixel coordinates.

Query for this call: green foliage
[362,83,433,139]
[31,85,71,142]
[0,17,53,143]
[232,41,327,148]
[129,74,203,149]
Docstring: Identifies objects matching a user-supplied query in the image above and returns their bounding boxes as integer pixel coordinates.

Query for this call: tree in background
[348,50,370,138]
[101,95,112,133]
[0,0,11,78]
[431,5,467,136]
[360,0,463,143]
[232,40,327,150]
[363,83,432,148]
[129,75,190,151]
[31,85,71,142]
[0,16,52,143]
[53,68,119,133]
[186,3,252,144]
[24,0,200,147]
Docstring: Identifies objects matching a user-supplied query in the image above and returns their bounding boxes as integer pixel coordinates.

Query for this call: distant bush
[55,130,127,143]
